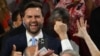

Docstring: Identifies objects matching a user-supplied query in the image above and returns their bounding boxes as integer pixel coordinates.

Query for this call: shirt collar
[26,30,43,43]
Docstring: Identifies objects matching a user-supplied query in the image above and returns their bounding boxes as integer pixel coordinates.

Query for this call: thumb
[35,44,38,52]
[12,44,16,51]
[73,33,78,37]
[55,21,62,25]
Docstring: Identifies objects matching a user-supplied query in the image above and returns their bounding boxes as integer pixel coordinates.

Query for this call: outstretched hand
[73,17,100,56]
[73,17,88,39]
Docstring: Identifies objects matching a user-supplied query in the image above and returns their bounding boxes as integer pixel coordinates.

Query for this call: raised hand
[25,46,38,56]
[33,46,56,56]
[73,17,88,38]
[11,44,22,56]
[54,21,68,40]
[73,17,100,56]
[38,49,57,56]
[33,45,39,56]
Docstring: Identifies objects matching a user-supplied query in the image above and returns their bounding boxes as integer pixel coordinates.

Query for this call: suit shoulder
[5,32,26,42]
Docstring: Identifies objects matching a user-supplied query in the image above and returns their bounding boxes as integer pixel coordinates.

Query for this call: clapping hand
[24,44,58,56]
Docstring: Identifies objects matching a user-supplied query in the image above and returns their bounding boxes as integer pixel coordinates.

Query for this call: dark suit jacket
[0,31,62,56]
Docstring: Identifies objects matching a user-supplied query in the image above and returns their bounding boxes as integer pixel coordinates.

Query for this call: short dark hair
[46,7,70,38]
[12,9,20,22]
[49,7,70,26]
[20,1,43,18]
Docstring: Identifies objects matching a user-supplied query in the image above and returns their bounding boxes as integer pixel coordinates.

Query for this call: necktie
[32,38,37,46]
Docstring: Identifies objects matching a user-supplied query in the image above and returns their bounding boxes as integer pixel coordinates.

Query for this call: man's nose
[31,17,37,22]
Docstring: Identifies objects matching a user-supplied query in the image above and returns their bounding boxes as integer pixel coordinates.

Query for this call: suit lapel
[18,32,27,52]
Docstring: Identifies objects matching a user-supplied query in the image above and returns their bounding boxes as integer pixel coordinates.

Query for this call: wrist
[59,34,68,40]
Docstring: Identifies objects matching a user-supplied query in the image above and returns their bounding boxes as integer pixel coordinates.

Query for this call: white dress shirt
[26,30,43,46]
[26,30,73,51]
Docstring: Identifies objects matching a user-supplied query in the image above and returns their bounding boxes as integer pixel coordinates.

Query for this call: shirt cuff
[61,39,73,51]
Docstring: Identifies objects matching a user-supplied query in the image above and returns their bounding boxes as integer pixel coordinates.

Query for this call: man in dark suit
[1,1,75,56]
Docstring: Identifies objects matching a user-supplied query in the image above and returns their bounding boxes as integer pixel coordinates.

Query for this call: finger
[73,33,78,36]
[35,44,38,52]
[54,24,57,31]
[80,17,84,27]
[15,52,22,56]
[12,51,22,56]
[15,52,22,55]
[12,44,16,51]
[26,50,30,56]
[33,44,39,56]
[76,20,80,29]
[85,20,87,27]
[55,20,62,23]
[63,24,67,29]
[55,21,63,25]
[44,49,54,56]
[52,53,58,56]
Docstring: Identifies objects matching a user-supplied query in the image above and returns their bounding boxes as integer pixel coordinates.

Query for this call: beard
[24,22,43,34]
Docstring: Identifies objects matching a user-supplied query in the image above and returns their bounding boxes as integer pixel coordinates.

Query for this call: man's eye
[35,15,40,18]
[27,16,32,18]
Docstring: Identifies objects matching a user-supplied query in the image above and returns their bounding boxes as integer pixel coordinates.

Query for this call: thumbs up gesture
[11,44,22,56]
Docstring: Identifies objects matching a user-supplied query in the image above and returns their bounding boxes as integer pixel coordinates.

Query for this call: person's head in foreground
[60,49,80,56]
